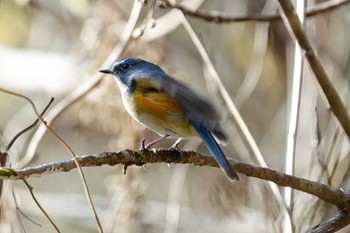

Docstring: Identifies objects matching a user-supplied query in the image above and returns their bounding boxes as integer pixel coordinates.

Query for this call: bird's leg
[142,134,170,150]
[170,138,183,150]
[167,138,184,168]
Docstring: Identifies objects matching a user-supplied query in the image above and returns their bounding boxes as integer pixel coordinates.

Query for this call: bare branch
[5,149,350,213]
[0,88,104,233]
[157,0,350,23]
[15,171,60,232]
[275,0,350,139]
[307,210,350,233]
[6,97,54,151]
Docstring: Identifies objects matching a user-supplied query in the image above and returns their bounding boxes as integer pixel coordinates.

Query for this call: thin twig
[164,165,189,233]
[15,170,60,232]
[4,149,350,213]
[139,0,204,41]
[275,0,350,139]
[0,88,103,232]
[157,0,350,23]
[6,97,54,151]
[12,185,42,227]
[14,191,28,233]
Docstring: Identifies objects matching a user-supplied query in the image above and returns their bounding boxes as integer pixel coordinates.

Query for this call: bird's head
[99,57,163,88]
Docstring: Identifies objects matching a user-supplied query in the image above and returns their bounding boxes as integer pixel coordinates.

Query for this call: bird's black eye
[121,63,130,71]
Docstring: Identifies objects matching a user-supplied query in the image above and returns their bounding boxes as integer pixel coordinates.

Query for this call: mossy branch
[5,149,350,213]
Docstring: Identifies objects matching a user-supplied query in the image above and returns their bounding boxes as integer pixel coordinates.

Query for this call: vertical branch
[274,0,350,139]
[0,151,7,227]
[164,165,189,233]
[284,1,306,233]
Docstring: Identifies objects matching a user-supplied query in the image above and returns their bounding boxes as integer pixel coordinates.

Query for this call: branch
[15,171,60,232]
[6,97,54,151]
[275,0,350,139]
[307,210,350,233]
[157,0,350,23]
[0,88,104,233]
[4,149,350,213]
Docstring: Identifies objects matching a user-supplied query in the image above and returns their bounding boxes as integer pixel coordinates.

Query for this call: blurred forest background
[0,0,349,232]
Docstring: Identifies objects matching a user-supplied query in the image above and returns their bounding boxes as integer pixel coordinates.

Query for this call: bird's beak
[99,69,113,74]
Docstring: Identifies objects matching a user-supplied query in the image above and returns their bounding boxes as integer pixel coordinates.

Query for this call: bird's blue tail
[196,125,240,181]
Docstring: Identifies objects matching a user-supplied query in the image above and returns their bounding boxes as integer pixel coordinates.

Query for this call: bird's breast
[125,86,197,137]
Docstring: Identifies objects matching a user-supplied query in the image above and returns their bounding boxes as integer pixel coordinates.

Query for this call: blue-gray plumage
[100,57,240,181]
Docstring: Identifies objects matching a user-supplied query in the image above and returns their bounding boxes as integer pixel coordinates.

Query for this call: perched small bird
[100,57,240,181]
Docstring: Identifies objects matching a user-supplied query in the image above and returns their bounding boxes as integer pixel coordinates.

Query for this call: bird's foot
[169,138,183,151]
[141,134,170,150]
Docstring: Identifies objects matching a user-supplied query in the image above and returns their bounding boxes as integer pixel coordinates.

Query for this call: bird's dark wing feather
[141,71,228,143]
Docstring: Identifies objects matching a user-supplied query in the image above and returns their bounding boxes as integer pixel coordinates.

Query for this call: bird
[100,57,240,181]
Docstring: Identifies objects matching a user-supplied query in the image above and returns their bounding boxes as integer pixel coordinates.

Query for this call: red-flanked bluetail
[100,58,240,181]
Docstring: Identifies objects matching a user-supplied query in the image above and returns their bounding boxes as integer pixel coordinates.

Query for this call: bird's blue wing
[143,71,228,144]
[195,123,240,181]
[132,69,239,180]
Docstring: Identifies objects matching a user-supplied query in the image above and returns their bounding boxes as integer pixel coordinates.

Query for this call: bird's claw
[123,165,128,175]
[140,139,148,151]
[169,138,183,151]
[140,134,170,151]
